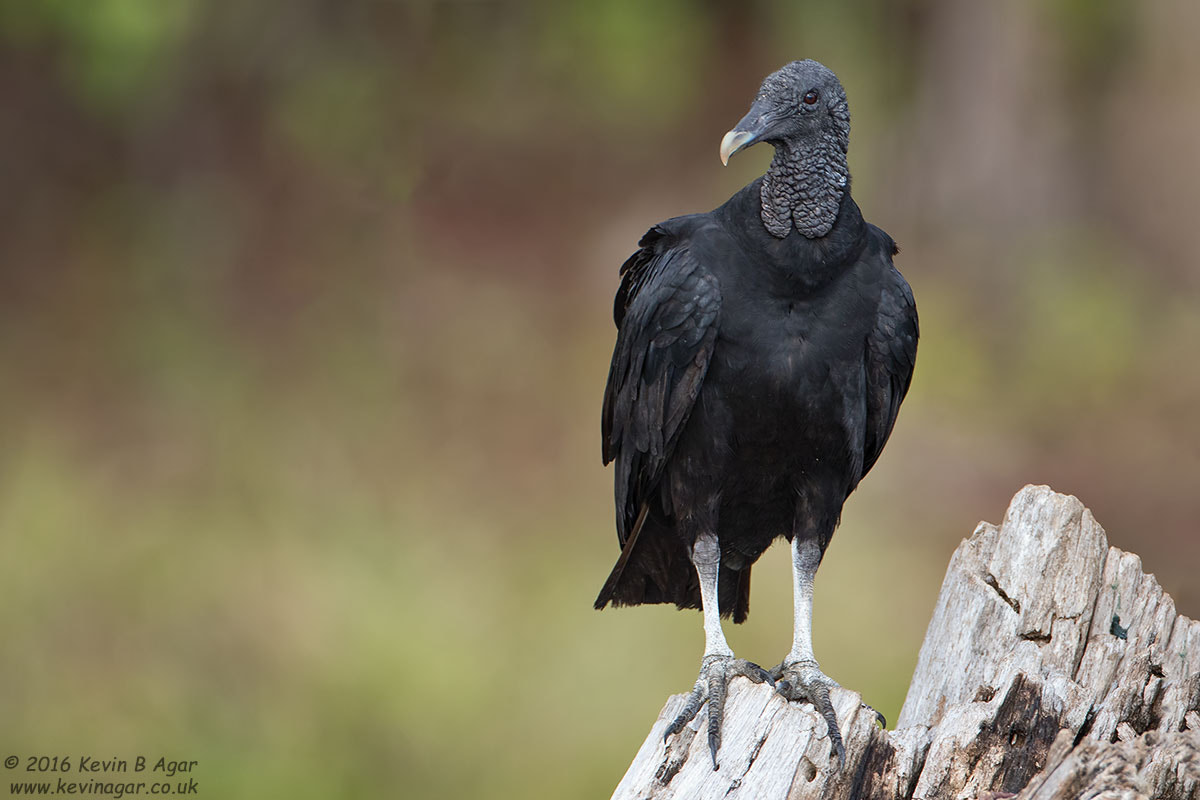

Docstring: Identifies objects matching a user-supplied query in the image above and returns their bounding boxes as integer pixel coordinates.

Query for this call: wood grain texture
[610,485,1200,800]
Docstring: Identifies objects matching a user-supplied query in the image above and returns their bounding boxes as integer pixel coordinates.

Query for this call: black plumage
[597,190,914,614]
[595,60,918,767]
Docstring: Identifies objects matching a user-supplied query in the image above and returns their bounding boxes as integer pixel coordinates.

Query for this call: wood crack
[984,572,1021,613]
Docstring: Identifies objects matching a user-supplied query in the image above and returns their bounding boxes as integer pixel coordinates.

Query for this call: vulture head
[720,60,852,239]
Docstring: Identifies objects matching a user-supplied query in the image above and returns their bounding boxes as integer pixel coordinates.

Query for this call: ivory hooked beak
[719,129,757,166]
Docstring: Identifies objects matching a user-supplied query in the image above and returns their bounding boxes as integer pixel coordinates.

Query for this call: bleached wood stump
[610,485,1200,799]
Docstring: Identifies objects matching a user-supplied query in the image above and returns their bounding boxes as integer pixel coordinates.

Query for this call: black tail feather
[594,503,650,610]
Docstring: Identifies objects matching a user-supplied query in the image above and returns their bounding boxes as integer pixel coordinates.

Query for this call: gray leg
[664,531,771,770]
[770,537,884,766]
[696,532,734,660]
[787,534,821,665]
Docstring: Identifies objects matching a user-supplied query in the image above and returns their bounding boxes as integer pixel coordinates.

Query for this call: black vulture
[595,60,918,768]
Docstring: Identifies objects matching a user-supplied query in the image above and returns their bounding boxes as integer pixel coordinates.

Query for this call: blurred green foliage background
[0,1,1197,797]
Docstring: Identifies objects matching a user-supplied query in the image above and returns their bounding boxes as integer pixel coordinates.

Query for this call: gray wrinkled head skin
[749,60,851,239]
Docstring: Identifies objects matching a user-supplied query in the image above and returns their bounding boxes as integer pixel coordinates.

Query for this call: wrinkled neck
[760,138,848,239]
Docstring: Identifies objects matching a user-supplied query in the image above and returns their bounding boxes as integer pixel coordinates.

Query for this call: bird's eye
[803,90,819,105]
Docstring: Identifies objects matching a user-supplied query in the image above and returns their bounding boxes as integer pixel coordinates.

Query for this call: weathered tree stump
[610,485,1200,799]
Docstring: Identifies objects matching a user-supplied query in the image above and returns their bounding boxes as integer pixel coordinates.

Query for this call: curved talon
[663,655,770,769]
[813,686,846,765]
[770,659,847,767]
[664,683,705,741]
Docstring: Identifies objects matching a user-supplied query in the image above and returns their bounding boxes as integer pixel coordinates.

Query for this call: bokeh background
[1,1,1197,797]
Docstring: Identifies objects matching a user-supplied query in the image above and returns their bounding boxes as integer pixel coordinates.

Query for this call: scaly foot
[769,659,885,765]
[664,654,772,769]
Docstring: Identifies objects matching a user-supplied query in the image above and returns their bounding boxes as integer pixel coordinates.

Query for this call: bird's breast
[710,316,827,420]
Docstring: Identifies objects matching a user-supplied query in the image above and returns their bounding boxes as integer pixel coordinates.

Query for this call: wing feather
[861,263,918,478]
[601,226,721,544]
